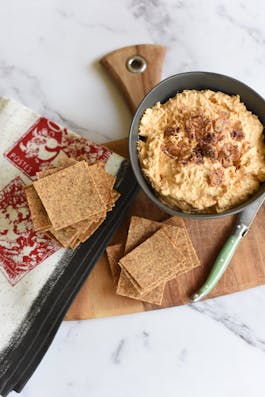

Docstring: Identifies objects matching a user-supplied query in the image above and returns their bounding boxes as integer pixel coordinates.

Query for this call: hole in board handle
[126,55,147,74]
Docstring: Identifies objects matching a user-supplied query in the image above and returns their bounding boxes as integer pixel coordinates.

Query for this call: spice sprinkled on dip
[138,90,265,213]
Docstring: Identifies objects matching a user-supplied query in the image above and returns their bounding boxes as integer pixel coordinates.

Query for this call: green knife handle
[190,223,248,302]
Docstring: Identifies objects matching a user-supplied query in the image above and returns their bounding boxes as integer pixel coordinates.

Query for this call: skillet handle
[190,223,248,302]
[100,44,166,113]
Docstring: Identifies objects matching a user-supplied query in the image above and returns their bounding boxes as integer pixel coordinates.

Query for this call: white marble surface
[1,0,265,396]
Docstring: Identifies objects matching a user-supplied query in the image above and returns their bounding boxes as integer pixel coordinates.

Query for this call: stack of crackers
[106,216,201,305]
[25,158,120,249]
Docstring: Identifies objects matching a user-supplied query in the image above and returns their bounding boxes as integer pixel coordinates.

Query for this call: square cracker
[25,185,52,231]
[33,161,105,230]
[163,216,185,229]
[49,226,79,248]
[56,157,78,167]
[106,243,124,286]
[107,190,120,210]
[36,157,77,179]
[87,163,116,209]
[106,173,116,190]
[163,217,200,271]
[124,216,186,255]
[44,231,60,246]
[69,236,81,250]
[25,185,78,246]
[106,244,165,305]
[72,211,105,233]
[119,227,186,293]
[79,216,106,243]
[37,160,95,245]
[124,216,162,254]
[37,162,107,237]
[36,166,59,179]
[117,270,165,305]
[118,218,170,303]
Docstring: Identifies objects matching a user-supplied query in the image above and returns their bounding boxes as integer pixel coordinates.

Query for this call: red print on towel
[5,117,111,179]
[0,177,58,285]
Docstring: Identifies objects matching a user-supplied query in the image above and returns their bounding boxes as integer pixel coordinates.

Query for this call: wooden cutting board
[65,44,265,320]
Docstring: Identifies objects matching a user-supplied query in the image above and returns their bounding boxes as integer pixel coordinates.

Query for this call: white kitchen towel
[0,97,123,355]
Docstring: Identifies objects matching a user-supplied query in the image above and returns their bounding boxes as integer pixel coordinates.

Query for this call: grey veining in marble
[1,0,265,396]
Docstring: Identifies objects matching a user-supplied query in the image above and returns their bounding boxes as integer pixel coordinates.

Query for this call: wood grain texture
[100,44,166,113]
[66,137,265,320]
[65,44,265,320]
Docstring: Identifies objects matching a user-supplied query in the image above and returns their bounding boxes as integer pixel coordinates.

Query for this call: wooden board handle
[100,44,166,113]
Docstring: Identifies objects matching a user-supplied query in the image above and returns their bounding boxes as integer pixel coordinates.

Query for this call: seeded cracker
[106,173,116,190]
[25,178,80,246]
[36,165,59,179]
[106,242,165,305]
[124,216,162,254]
[49,226,79,248]
[119,227,186,293]
[42,160,117,241]
[163,217,200,271]
[106,243,124,286]
[117,271,165,305]
[36,157,77,179]
[88,163,115,210]
[24,185,52,231]
[79,216,106,242]
[116,217,167,304]
[43,161,106,238]
[37,159,82,246]
[33,161,105,230]
[26,158,119,248]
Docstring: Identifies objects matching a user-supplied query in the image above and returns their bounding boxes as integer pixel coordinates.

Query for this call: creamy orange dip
[138,89,265,213]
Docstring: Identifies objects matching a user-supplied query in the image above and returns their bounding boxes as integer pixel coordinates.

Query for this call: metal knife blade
[236,193,265,233]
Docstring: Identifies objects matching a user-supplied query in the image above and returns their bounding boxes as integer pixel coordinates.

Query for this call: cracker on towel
[33,161,105,230]
[24,185,51,231]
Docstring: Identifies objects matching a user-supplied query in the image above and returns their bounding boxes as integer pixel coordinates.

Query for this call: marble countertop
[1,0,265,396]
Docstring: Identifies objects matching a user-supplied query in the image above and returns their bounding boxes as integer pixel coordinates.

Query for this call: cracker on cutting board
[163,217,200,271]
[116,216,166,303]
[119,216,166,303]
[163,216,185,228]
[125,216,187,254]
[24,185,51,231]
[124,216,162,254]
[33,161,105,230]
[119,227,186,293]
[106,243,165,305]
[117,270,165,305]
[106,216,200,304]
[106,243,124,286]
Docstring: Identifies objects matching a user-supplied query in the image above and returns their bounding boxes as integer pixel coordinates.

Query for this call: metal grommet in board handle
[126,55,147,74]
